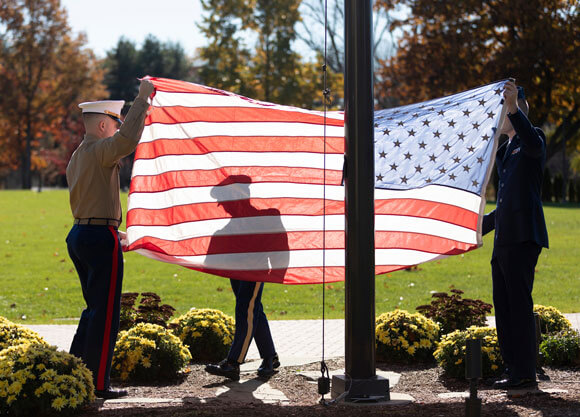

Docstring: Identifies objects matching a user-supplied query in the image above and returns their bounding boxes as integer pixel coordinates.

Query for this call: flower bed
[540,328,580,367]
[534,304,572,335]
[112,323,191,382]
[0,321,48,351]
[0,343,94,416]
[169,308,235,362]
[434,326,503,378]
[375,310,440,363]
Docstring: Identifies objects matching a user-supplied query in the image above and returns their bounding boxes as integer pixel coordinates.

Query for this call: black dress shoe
[498,367,511,380]
[257,354,280,378]
[493,377,538,390]
[205,359,240,381]
[95,388,128,399]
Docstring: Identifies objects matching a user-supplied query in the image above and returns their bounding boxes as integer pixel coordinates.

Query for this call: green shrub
[416,288,492,335]
[112,323,191,382]
[119,292,176,331]
[434,326,503,378]
[539,329,580,367]
[0,343,95,416]
[375,310,440,363]
[0,321,48,351]
[534,304,572,335]
[169,308,235,362]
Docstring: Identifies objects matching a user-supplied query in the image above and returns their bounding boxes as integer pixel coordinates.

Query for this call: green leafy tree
[102,35,193,188]
[375,0,580,163]
[103,38,141,102]
[104,35,193,103]
[198,0,342,108]
[197,0,258,98]
[247,0,302,103]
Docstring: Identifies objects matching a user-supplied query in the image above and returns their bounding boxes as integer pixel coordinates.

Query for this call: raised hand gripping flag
[125,77,508,284]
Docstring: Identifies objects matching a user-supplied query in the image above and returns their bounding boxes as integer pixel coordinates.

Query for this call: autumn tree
[374,0,580,165]
[197,0,343,109]
[0,0,106,189]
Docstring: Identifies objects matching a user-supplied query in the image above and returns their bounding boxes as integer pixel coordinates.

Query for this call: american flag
[125,77,507,284]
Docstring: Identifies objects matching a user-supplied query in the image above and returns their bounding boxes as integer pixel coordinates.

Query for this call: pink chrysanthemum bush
[434,326,504,378]
[375,310,440,363]
[0,343,95,416]
[169,308,235,362]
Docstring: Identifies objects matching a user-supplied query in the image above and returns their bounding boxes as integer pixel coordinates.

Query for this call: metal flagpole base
[331,374,390,402]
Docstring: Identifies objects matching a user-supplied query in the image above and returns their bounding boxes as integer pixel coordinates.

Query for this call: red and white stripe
[126,77,483,284]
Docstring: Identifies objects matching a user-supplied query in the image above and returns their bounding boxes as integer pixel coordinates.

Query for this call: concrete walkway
[26,319,345,367]
[27,314,580,366]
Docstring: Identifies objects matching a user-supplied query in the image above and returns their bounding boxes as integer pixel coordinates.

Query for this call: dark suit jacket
[482,109,549,248]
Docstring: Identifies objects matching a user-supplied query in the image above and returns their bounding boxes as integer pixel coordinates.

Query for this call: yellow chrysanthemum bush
[169,308,235,362]
[434,326,503,378]
[534,304,572,335]
[540,329,580,367]
[0,321,48,351]
[0,343,94,416]
[112,323,191,382]
[375,310,440,363]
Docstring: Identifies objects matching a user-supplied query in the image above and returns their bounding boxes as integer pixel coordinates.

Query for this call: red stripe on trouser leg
[96,226,119,390]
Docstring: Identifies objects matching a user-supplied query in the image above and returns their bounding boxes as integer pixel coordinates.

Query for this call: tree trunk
[22,134,32,189]
[22,113,33,189]
[37,171,43,192]
[561,136,568,203]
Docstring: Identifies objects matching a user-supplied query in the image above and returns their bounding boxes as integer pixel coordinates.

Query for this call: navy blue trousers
[491,242,541,380]
[66,224,123,390]
[227,279,276,364]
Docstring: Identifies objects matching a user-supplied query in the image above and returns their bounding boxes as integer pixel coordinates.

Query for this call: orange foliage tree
[0,0,106,188]
[374,0,580,162]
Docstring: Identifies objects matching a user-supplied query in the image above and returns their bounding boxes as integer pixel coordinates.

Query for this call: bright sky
[61,0,205,58]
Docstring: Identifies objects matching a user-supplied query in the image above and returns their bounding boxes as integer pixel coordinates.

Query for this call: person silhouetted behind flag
[204,175,289,380]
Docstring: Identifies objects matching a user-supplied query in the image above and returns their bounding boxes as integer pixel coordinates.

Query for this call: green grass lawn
[1,190,578,324]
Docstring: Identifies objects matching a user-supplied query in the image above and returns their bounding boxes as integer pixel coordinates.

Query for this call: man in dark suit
[482,80,549,390]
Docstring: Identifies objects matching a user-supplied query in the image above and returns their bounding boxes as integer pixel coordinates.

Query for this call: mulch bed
[80,359,579,417]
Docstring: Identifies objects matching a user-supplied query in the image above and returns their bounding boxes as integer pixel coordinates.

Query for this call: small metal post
[534,312,550,381]
[465,338,482,417]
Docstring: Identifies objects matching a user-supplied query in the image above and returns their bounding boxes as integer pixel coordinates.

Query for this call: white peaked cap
[78,100,125,122]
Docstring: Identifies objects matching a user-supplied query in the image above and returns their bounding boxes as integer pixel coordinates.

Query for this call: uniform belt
[74,218,120,227]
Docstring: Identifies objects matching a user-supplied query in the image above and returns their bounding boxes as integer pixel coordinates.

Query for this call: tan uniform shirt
[66,98,150,224]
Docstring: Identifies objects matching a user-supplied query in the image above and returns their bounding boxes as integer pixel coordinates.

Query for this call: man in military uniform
[482,80,549,390]
[204,176,289,380]
[66,79,154,399]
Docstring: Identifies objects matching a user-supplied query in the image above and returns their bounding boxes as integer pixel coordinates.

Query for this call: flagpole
[331,0,389,401]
